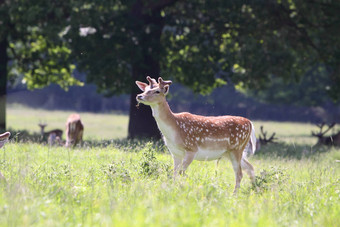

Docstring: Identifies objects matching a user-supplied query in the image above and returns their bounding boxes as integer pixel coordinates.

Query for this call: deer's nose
[136,95,143,100]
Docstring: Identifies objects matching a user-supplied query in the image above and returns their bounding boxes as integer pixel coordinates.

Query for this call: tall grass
[0,141,339,226]
[1,105,339,226]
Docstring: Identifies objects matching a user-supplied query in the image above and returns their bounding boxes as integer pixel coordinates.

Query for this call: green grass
[1,105,340,226]
[7,104,128,140]
[1,142,339,226]
[7,104,333,144]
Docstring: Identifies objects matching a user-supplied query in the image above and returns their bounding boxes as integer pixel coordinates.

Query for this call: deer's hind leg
[241,157,255,184]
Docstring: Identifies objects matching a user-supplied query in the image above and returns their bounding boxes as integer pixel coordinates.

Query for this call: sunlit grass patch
[1,140,339,226]
[2,105,340,226]
[7,104,128,140]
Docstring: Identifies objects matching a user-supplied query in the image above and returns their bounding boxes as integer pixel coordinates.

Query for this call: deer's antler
[158,77,172,88]
[146,76,158,88]
[259,126,277,145]
[311,122,336,137]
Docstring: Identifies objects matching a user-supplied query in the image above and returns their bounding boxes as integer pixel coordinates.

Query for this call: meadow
[7,104,129,140]
[1,105,339,226]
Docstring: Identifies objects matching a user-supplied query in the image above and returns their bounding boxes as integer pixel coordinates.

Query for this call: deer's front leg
[179,151,196,175]
[173,156,182,177]
[229,151,243,194]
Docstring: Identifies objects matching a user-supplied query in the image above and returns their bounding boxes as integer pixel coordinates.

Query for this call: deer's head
[38,123,47,134]
[136,76,172,106]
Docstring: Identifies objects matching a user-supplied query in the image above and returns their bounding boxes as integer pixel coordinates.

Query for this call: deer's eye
[155,91,160,94]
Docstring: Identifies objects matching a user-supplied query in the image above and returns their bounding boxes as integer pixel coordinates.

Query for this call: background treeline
[8,72,340,123]
[1,0,340,137]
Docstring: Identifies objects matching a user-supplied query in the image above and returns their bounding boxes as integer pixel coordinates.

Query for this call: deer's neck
[150,99,177,139]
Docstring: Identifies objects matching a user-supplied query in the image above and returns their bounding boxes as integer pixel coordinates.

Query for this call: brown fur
[136,76,256,193]
[0,131,10,142]
[65,114,84,147]
[318,132,340,146]
[38,123,63,145]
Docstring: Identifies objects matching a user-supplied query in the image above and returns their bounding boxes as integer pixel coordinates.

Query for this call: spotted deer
[65,114,84,147]
[38,123,63,145]
[136,76,257,193]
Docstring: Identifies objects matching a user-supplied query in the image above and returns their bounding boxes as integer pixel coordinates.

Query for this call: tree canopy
[61,0,340,99]
[64,0,340,137]
[0,0,82,130]
[1,0,82,89]
[162,0,340,99]
[1,0,340,136]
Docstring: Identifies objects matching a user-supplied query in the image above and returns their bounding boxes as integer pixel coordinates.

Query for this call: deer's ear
[163,85,170,95]
[136,81,148,91]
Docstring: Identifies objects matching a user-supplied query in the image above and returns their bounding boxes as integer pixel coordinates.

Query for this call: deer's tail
[244,122,257,157]
[249,122,257,155]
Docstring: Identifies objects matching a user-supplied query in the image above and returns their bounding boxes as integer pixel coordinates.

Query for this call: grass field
[1,105,340,226]
[7,104,129,140]
[7,104,330,144]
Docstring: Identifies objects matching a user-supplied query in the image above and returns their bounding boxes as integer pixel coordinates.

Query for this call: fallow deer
[136,76,257,193]
[312,123,340,146]
[65,114,84,147]
[38,123,63,145]
[256,126,278,150]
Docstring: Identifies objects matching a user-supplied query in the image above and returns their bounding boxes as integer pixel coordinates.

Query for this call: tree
[0,0,82,131]
[162,1,340,96]
[64,0,180,139]
[247,66,337,107]
[63,0,339,138]
[2,0,339,138]
[64,0,229,139]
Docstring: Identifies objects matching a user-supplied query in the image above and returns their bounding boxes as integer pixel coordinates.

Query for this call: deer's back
[170,112,252,154]
[66,114,84,136]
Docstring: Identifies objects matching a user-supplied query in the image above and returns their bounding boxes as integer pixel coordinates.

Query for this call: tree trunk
[0,38,7,132]
[128,58,162,139]
[127,3,165,139]
[128,80,161,139]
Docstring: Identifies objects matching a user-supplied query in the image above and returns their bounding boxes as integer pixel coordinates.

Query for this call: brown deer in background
[65,114,84,147]
[38,123,63,145]
[136,76,257,193]
[312,123,340,146]
[256,126,278,150]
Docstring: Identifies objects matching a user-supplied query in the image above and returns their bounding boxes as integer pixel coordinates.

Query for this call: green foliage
[162,0,340,100]
[2,0,340,99]
[248,66,338,106]
[2,0,82,90]
[138,142,170,177]
[9,34,82,90]
[56,0,338,100]
[102,161,131,183]
[252,167,289,194]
